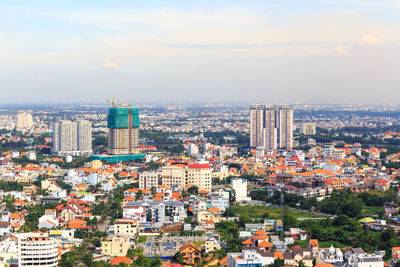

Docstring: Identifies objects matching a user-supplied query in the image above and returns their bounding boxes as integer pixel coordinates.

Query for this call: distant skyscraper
[278,104,294,149]
[250,104,264,148]
[17,111,33,129]
[249,104,294,151]
[263,105,278,151]
[108,106,139,155]
[52,120,92,156]
[77,120,92,152]
[300,122,316,135]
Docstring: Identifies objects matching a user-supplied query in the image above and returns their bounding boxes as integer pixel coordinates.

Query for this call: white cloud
[362,35,381,44]
[102,61,118,68]
[336,46,349,54]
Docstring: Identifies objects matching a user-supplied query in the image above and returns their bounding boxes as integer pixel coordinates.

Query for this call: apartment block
[18,233,58,267]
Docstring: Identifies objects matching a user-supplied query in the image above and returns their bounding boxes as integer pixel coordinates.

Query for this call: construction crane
[106,97,135,107]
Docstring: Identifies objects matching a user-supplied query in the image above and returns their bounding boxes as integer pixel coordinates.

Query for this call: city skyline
[1,0,399,104]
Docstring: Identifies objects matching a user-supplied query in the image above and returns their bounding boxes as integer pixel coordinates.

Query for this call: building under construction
[107,105,140,155]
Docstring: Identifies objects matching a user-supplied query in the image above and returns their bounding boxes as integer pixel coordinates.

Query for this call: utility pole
[281,189,284,241]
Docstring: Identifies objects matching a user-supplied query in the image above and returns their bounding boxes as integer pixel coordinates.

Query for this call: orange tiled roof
[258,240,273,248]
[110,256,133,265]
[309,239,319,247]
[241,238,253,245]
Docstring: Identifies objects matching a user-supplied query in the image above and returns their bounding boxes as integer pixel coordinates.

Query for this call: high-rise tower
[52,120,92,156]
[250,104,264,148]
[107,106,139,155]
[249,104,293,151]
[263,105,278,151]
[17,111,33,129]
[77,120,92,152]
[278,104,294,149]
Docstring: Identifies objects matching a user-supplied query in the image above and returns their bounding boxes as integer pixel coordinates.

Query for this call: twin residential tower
[52,120,92,156]
[250,104,294,151]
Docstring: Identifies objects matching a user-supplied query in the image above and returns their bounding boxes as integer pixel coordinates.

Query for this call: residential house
[241,229,273,251]
[23,185,39,196]
[393,247,400,263]
[0,221,11,236]
[227,248,283,267]
[204,234,221,253]
[283,248,314,267]
[345,248,384,267]
[178,242,202,265]
[38,214,59,229]
[41,180,61,192]
[13,199,26,211]
[196,210,221,225]
[317,245,344,264]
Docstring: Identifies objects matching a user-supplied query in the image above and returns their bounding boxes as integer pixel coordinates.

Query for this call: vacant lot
[229,205,320,219]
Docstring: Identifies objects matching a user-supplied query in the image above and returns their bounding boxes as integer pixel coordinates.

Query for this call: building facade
[18,233,58,267]
[139,171,160,189]
[231,178,249,202]
[161,164,212,191]
[101,236,129,256]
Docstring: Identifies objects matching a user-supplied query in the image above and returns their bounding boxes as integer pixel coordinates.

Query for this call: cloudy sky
[1,0,399,104]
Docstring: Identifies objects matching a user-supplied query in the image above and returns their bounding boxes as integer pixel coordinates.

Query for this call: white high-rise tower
[52,120,92,156]
[278,104,294,149]
[78,120,92,152]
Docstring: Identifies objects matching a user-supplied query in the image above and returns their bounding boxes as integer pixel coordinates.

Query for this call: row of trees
[251,188,396,218]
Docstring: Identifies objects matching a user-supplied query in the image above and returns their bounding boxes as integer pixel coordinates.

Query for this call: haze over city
[2,1,400,267]
[1,0,400,104]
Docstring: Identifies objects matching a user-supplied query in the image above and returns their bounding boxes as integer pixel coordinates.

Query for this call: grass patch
[229,205,320,219]
[194,241,205,247]
[361,205,384,216]
[295,240,348,249]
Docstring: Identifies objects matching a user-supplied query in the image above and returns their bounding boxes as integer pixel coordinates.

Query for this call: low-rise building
[101,236,130,257]
[18,233,58,267]
[179,242,202,265]
[114,219,138,238]
[345,248,384,267]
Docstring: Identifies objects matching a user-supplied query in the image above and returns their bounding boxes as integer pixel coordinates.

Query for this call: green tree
[173,252,184,264]
[267,258,284,267]
[187,186,199,195]
[82,252,94,266]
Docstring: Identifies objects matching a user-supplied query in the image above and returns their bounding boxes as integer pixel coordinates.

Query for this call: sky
[1,0,400,104]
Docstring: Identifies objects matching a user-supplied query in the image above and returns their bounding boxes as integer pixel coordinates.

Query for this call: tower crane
[106,97,135,107]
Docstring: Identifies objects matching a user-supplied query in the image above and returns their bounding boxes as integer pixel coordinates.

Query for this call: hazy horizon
[1,0,399,104]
